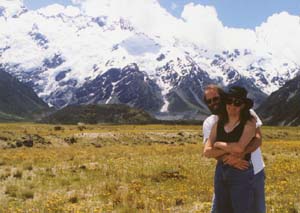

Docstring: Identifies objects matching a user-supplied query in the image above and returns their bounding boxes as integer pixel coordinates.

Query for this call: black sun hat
[226,86,253,108]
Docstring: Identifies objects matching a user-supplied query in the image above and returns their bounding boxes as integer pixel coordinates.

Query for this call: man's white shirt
[202,109,265,175]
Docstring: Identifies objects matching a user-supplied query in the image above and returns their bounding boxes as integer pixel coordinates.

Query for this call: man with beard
[202,84,265,213]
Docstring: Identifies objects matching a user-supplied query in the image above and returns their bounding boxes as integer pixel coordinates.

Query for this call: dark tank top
[216,121,251,161]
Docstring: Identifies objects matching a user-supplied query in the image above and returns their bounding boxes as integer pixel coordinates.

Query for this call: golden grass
[0,123,299,212]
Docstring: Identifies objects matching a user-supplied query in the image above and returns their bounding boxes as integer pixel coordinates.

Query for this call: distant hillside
[0,69,49,121]
[40,104,156,124]
[258,75,300,126]
[0,111,25,122]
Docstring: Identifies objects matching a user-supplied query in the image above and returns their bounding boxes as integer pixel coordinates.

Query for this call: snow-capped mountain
[1,1,300,119]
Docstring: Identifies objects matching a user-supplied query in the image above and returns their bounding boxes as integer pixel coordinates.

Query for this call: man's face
[204,89,221,114]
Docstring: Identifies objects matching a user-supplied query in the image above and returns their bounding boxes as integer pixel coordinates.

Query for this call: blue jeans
[214,162,255,213]
[211,193,217,213]
[211,167,266,213]
[253,169,266,213]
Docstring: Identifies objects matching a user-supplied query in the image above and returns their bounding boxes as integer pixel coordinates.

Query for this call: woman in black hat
[204,86,256,213]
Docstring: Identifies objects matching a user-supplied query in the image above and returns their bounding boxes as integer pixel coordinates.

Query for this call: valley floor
[0,124,299,212]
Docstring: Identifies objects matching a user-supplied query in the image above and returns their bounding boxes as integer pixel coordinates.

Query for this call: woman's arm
[214,118,256,154]
[203,123,227,158]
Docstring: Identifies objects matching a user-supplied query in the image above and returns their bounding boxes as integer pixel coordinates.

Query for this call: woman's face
[225,97,245,116]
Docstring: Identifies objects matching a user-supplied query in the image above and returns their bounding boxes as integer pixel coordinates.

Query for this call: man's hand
[230,151,245,159]
[223,154,249,170]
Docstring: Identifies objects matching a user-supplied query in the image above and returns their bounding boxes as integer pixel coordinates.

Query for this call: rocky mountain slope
[0,68,49,121]
[258,75,300,126]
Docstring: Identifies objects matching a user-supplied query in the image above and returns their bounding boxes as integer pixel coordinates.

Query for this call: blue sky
[23,0,300,29]
[23,0,73,9]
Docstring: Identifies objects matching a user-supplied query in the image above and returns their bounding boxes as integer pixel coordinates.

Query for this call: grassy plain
[0,123,299,212]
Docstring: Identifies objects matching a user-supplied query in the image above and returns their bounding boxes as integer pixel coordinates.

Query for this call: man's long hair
[203,84,227,115]
[203,84,226,103]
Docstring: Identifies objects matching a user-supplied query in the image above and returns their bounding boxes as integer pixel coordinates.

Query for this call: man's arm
[226,127,262,159]
[222,154,250,170]
[216,127,261,170]
[203,123,227,158]
[203,122,259,159]
[202,118,261,170]
[214,118,256,154]
[244,127,262,154]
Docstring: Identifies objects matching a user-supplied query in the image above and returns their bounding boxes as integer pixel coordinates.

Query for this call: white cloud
[71,0,181,39]
[256,12,300,62]
[1,0,300,61]
[69,0,255,52]
[36,4,80,17]
[177,2,300,62]
[0,0,24,18]
[1,0,300,94]
[180,3,223,50]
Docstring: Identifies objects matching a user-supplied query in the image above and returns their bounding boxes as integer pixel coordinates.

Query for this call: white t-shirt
[202,109,265,175]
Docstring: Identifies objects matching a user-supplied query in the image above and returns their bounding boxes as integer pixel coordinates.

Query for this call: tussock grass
[0,123,299,212]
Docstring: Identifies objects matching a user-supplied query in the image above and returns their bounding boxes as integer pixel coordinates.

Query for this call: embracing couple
[202,85,265,213]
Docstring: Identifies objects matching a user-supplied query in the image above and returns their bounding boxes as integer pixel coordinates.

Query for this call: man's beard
[209,103,222,115]
[210,108,220,115]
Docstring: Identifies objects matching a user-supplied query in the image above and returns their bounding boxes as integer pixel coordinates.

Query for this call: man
[202,84,266,213]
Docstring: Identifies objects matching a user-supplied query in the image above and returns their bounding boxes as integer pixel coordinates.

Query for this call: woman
[203,86,256,213]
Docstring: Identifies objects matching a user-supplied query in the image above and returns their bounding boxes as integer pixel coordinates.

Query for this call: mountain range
[0,1,300,123]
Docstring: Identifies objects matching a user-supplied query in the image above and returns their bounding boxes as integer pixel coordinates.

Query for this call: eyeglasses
[205,96,220,105]
[225,97,244,107]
